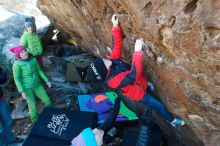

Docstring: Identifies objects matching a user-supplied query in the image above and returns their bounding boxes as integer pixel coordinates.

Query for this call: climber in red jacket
[87,14,185,134]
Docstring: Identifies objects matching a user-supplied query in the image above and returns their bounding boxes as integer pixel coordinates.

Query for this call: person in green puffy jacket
[20,20,45,71]
[10,46,53,123]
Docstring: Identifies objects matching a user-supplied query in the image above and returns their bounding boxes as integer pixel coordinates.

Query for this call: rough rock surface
[0,7,26,73]
[45,52,95,104]
[37,0,220,146]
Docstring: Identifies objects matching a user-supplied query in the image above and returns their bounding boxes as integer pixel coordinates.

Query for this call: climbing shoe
[171,118,185,127]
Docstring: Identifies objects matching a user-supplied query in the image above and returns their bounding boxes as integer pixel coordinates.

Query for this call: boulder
[0,7,25,73]
[37,0,220,145]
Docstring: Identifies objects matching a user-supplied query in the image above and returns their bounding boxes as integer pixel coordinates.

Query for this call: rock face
[45,52,95,104]
[37,0,220,146]
[0,7,26,73]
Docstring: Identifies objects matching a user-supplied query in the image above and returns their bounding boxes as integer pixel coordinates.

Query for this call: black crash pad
[23,108,98,145]
[23,135,70,146]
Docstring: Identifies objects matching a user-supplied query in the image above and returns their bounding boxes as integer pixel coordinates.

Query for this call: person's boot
[170,118,185,127]
[136,106,152,146]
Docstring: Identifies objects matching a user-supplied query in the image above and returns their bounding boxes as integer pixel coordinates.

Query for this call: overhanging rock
[37,1,220,146]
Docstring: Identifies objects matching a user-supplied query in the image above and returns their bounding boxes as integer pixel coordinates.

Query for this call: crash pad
[77,92,138,123]
[29,108,98,141]
[66,62,90,82]
[23,135,70,146]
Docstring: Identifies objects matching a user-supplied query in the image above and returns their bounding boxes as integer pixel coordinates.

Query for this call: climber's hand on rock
[47,82,52,88]
[21,92,27,100]
[135,38,144,52]
[112,14,119,27]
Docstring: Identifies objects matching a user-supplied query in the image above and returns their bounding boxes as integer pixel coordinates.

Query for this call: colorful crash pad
[77,92,138,123]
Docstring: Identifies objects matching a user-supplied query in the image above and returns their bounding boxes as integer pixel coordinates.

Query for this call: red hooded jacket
[106,26,148,100]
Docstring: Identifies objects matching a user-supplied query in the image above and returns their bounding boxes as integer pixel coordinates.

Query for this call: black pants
[98,93,144,132]
[98,93,152,146]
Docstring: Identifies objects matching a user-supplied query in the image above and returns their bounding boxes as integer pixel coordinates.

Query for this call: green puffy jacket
[12,58,48,93]
[20,31,43,56]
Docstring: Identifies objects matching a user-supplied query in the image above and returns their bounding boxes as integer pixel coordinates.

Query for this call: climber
[10,45,53,123]
[20,17,46,71]
[0,87,24,145]
[86,14,185,137]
